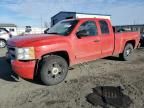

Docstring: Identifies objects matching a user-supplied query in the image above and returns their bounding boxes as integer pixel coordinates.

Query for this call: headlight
[16,47,35,60]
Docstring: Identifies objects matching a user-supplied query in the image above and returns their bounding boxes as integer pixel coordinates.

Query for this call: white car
[0,28,12,48]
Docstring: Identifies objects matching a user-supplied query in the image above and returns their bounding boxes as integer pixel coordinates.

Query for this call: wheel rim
[47,63,64,80]
[125,48,132,56]
[0,40,6,48]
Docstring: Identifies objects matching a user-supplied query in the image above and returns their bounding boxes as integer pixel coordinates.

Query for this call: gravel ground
[0,47,144,108]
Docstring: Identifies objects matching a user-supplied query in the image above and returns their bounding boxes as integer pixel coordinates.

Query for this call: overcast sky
[0,0,144,27]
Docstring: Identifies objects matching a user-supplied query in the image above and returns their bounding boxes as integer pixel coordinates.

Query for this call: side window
[0,29,7,35]
[99,20,109,34]
[9,28,15,32]
[77,21,98,37]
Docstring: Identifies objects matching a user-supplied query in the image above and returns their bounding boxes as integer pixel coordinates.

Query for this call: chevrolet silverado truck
[7,18,140,85]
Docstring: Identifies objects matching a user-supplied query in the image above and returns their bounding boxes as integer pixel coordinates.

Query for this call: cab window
[77,21,98,37]
[99,20,109,34]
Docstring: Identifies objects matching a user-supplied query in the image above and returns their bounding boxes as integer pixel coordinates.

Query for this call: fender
[35,42,76,65]
[120,39,136,53]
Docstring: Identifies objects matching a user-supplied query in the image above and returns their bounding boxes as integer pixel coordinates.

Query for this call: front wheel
[119,43,134,61]
[0,40,6,48]
[40,55,68,86]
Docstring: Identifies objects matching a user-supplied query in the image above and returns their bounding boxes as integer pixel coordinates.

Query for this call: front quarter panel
[35,42,76,65]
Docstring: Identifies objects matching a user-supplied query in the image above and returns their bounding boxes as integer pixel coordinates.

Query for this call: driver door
[74,20,101,62]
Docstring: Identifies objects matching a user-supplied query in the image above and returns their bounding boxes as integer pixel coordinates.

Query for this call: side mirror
[44,28,49,34]
[76,30,89,38]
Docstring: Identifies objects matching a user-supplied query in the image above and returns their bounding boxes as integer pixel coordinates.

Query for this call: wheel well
[126,40,135,48]
[35,51,70,77]
[0,39,6,42]
[42,51,70,65]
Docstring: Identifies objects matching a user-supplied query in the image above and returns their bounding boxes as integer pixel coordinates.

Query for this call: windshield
[46,20,78,36]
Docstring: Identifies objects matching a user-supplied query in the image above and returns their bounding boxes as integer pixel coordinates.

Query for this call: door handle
[93,40,100,42]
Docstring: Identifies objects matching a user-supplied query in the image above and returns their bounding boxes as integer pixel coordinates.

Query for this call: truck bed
[113,32,140,55]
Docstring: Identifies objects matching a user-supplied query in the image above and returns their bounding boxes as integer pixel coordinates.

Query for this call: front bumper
[6,46,36,80]
[11,60,36,79]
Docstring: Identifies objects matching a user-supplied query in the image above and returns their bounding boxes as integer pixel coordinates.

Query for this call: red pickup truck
[7,18,140,85]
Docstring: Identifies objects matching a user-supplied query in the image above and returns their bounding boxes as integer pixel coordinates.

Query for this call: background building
[0,23,46,36]
[17,27,46,35]
[51,11,111,26]
[115,24,144,34]
[0,23,17,36]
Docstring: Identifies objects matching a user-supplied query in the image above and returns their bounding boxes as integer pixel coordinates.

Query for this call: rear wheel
[0,40,6,48]
[40,55,68,86]
[119,43,134,61]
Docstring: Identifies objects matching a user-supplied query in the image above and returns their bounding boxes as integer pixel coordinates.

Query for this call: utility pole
[40,16,43,33]
[133,20,136,25]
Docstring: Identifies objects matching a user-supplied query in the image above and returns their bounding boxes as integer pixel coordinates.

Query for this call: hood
[7,34,65,47]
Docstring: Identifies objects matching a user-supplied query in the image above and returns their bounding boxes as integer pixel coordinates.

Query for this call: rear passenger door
[99,20,115,57]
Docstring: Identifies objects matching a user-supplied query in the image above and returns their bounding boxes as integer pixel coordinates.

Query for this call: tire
[0,40,6,48]
[40,55,68,86]
[119,43,134,61]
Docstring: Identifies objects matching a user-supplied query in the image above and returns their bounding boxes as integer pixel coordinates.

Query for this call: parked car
[25,26,32,33]
[7,18,140,86]
[0,28,12,48]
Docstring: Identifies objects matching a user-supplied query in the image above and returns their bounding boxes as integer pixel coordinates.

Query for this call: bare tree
[44,21,49,28]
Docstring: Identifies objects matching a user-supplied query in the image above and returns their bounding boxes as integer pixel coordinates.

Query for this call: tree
[44,21,49,28]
